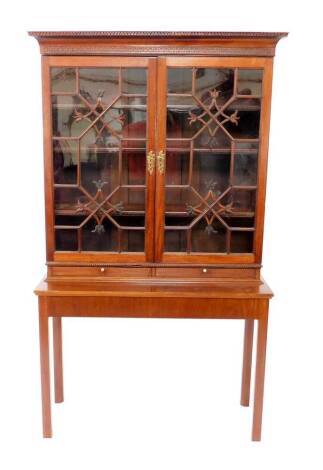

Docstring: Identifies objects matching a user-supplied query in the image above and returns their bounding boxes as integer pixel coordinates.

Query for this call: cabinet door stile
[145,58,158,261]
[155,57,167,262]
[253,59,274,263]
[42,56,55,260]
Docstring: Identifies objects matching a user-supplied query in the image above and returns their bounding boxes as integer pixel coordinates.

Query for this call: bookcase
[30,31,287,440]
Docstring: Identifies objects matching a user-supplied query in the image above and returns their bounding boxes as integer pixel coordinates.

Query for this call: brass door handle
[146,150,155,175]
[157,150,166,175]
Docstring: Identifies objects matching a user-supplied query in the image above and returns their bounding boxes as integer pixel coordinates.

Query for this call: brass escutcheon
[157,150,166,175]
[146,150,155,175]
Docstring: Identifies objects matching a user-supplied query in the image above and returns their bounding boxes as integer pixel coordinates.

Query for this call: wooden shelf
[167,102,260,112]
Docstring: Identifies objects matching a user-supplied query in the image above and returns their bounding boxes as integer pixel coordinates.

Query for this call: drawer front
[49,266,152,278]
[155,267,258,279]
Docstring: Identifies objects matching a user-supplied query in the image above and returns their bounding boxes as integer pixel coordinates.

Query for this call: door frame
[42,56,157,263]
[154,56,273,264]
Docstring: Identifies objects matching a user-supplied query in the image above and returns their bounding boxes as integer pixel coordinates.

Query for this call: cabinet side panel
[254,59,274,262]
[145,59,158,261]
[41,56,55,260]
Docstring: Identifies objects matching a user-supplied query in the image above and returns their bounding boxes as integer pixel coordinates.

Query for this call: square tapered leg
[53,317,64,403]
[241,319,254,406]
[252,305,269,441]
[38,298,52,438]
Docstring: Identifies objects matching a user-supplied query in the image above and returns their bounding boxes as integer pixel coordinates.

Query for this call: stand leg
[241,319,254,407]
[252,306,269,441]
[53,317,64,403]
[38,298,52,437]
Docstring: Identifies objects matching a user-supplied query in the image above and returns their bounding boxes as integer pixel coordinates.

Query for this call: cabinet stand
[36,278,272,441]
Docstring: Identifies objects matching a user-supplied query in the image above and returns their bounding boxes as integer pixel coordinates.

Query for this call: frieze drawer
[48,267,152,278]
[155,267,258,279]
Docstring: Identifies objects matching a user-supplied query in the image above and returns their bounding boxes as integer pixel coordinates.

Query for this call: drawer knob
[100,267,105,273]
[202,268,207,273]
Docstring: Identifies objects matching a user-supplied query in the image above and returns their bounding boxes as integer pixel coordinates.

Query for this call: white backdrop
[0,1,322,468]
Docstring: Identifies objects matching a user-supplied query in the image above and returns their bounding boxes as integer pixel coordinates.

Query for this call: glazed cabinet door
[43,57,157,263]
[155,57,273,264]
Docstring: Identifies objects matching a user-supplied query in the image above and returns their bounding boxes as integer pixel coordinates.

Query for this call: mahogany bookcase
[30,31,287,440]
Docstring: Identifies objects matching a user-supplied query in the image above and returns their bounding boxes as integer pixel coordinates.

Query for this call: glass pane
[168,68,192,94]
[114,101,147,138]
[230,231,254,253]
[55,214,86,228]
[165,215,192,228]
[167,95,196,108]
[51,66,148,253]
[223,216,255,229]
[122,68,147,94]
[114,215,145,228]
[191,220,227,253]
[165,230,187,252]
[55,229,78,251]
[55,214,83,251]
[122,150,146,185]
[165,152,189,186]
[110,187,146,210]
[79,68,119,105]
[195,127,231,150]
[53,140,78,184]
[54,187,85,212]
[167,105,201,140]
[51,68,76,94]
[192,153,230,195]
[237,69,263,96]
[119,96,147,107]
[80,146,119,196]
[195,68,234,105]
[164,67,262,254]
[230,189,256,213]
[122,231,145,252]
[166,139,191,151]
[233,153,258,186]
[82,219,118,251]
[52,96,90,137]
[235,141,258,150]
[165,187,200,212]
[224,99,261,139]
